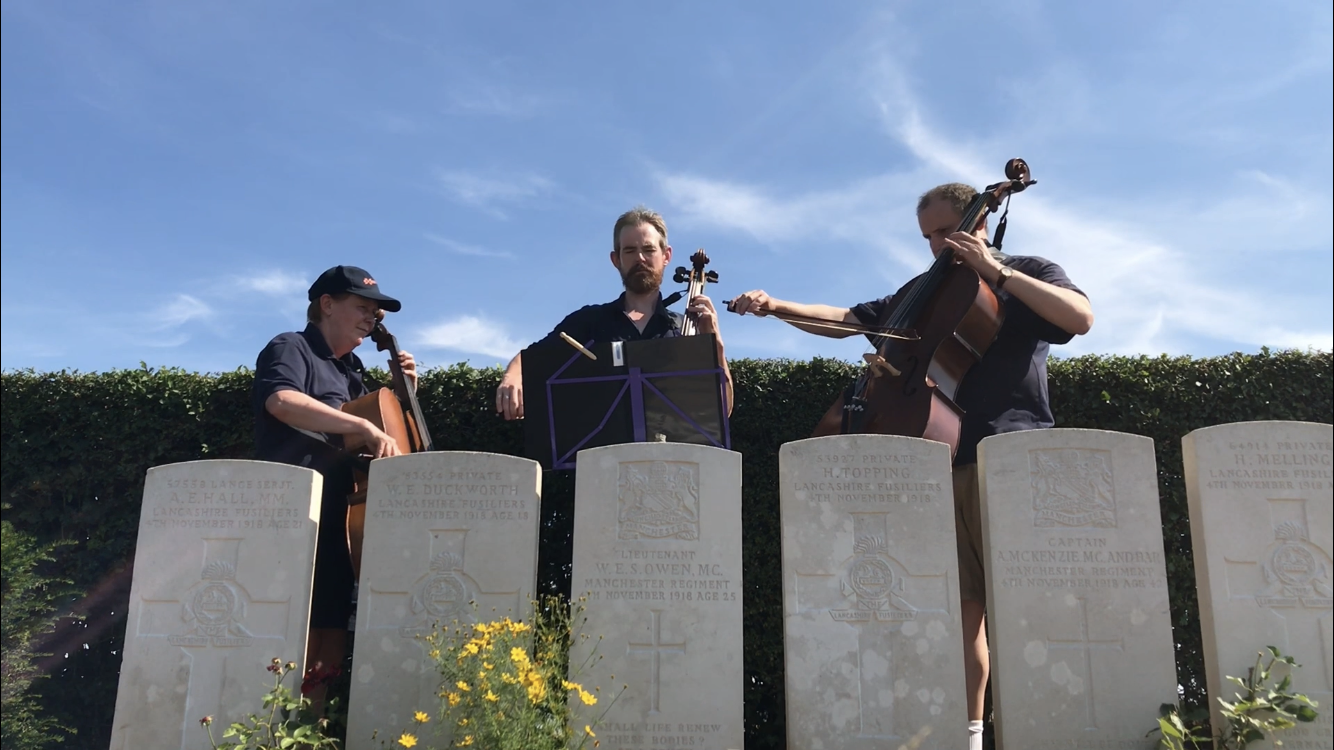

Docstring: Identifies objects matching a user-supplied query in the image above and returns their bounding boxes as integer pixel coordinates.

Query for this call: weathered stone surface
[1184,421,1333,750]
[781,434,966,749]
[110,460,321,750]
[978,429,1176,750]
[344,452,542,749]
[569,443,744,750]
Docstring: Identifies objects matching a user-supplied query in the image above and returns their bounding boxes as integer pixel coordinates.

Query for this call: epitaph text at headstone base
[780,435,966,750]
[978,429,1177,750]
[345,452,542,750]
[570,443,743,750]
[1184,421,1334,750]
[109,460,321,750]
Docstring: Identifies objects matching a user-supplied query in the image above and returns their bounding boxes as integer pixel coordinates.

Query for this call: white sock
[968,720,984,750]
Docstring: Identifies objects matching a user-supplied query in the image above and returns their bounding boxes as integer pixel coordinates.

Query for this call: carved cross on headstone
[626,609,686,714]
[135,537,290,747]
[792,512,950,738]
[365,527,523,639]
[1223,498,1334,690]
[1043,596,1123,730]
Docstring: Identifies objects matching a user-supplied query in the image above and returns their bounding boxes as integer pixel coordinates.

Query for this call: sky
[3,0,1331,376]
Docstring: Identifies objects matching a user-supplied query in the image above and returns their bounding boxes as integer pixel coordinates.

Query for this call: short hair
[916,183,978,216]
[306,292,350,324]
[612,206,668,253]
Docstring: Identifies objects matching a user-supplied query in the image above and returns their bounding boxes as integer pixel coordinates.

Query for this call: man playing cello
[495,205,733,419]
[252,265,418,708]
[729,182,1093,750]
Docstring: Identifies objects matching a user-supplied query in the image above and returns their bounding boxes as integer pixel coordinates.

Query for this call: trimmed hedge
[2,349,1330,748]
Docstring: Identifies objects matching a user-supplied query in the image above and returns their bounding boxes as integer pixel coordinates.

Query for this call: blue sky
[3,0,1331,376]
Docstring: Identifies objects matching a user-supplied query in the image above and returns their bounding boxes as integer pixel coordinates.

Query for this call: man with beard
[495,206,733,419]
[728,182,1092,750]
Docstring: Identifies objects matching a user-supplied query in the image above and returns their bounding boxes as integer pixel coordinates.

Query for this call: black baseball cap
[307,265,402,312]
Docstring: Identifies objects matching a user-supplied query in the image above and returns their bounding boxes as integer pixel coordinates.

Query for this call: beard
[622,263,663,295]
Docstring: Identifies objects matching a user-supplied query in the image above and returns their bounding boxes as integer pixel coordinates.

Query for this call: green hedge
[2,350,1330,748]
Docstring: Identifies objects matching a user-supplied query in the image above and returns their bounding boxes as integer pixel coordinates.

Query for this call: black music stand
[521,335,731,471]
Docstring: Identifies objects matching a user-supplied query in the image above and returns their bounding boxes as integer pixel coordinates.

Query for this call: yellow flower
[397,733,418,748]
[458,717,470,727]
[482,661,494,670]
[500,672,519,684]
[579,689,597,706]
[446,692,461,707]
[585,725,596,737]
[562,680,580,691]
[510,647,532,669]
[456,680,470,692]
[484,689,499,702]
[457,736,474,747]
[413,710,429,724]
[428,648,441,659]
[463,642,480,655]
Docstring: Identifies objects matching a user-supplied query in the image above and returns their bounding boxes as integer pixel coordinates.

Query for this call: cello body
[812,264,1004,453]
[812,158,1034,458]
[340,319,434,579]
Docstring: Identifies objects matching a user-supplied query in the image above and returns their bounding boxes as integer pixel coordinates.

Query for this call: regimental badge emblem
[1029,448,1117,528]
[832,536,917,622]
[171,560,254,647]
[401,551,480,637]
[1257,521,1334,609]
[617,461,700,540]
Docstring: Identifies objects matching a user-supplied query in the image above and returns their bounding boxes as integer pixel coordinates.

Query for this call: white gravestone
[344,452,542,749]
[781,435,966,750]
[109,460,321,750]
[978,429,1177,750]
[570,443,744,750]
[1184,421,1333,749]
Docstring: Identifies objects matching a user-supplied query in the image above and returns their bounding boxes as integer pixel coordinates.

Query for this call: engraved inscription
[793,451,940,504]
[583,549,737,603]
[618,461,700,540]
[994,537,1165,590]
[142,477,303,531]
[1030,449,1117,528]
[373,469,529,523]
[1203,440,1332,491]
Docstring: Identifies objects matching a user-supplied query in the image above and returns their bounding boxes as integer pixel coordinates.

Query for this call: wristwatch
[995,266,1014,290]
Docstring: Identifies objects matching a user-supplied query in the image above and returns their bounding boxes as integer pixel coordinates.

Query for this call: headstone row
[108,421,1331,750]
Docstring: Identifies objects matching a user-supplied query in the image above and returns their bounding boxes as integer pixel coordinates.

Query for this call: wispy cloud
[656,46,1333,357]
[417,314,525,360]
[139,294,215,347]
[435,169,554,218]
[447,84,549,118]
[235,270,308,297]
[423,233,514,259]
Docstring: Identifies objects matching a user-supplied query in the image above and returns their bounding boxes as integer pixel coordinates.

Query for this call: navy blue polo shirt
[534,292,683,347]
[852,254,1085,466]
[252,323,370,467]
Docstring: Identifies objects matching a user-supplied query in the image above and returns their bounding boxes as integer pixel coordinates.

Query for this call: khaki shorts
[953,463,987,604]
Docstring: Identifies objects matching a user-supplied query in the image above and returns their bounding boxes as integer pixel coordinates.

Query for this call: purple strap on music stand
[544,341,730,470]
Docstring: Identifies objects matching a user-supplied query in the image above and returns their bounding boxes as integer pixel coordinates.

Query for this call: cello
[671,248,720,336]
[340,313,434,576]
[669,248,735,415]
[810,158,1037,458]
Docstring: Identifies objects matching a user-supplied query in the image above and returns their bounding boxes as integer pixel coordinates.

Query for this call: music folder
[521,334,731,471]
